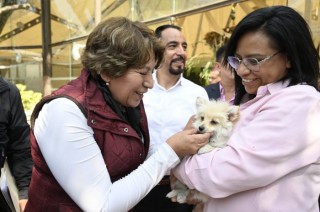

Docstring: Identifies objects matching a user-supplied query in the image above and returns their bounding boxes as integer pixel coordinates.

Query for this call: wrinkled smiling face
[101,55,156,108]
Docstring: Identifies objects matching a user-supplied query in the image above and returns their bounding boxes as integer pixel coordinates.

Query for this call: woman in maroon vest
[25,17,211,212]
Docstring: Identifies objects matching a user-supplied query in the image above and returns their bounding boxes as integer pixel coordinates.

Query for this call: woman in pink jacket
[173,5,320,212]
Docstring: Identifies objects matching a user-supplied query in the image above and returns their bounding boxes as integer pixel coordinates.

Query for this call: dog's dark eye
[201,116,204,121]
[210,120,218,125]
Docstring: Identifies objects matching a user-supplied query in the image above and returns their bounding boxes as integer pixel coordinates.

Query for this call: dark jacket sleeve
[0,79,33,199]
[204,83,221,100]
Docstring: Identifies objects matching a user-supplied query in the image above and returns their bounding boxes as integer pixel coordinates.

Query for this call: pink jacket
[173,82,320,211]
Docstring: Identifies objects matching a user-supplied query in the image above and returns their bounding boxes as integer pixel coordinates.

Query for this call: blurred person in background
[204,44,235,104]
[208,69,221,85]
[0,77,33,211]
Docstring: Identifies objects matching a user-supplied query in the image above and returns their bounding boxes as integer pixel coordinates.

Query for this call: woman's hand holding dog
[166,128,211,158]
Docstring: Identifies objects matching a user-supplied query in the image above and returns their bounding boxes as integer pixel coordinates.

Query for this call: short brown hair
[81,17,164,78]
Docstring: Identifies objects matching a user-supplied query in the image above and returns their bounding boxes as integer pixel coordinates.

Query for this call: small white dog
[166,97,240,204]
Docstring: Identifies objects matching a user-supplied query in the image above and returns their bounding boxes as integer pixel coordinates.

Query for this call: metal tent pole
[41,0,52,96]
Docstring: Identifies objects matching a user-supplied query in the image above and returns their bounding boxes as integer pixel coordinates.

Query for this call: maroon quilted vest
[25,70,150,211]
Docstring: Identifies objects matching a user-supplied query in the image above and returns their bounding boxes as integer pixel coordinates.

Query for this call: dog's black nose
[198,126,204,132]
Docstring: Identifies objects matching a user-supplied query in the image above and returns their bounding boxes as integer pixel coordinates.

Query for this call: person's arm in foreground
[34,98,210,211]
[6,83,33,211]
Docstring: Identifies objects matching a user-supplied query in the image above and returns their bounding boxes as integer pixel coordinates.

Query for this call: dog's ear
[195,97,207,108]
[227,106,240,122]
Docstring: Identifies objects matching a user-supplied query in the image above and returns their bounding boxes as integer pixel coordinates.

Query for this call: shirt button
[91,119,96,124]
[124,128,129,132]
[139,153,142,158]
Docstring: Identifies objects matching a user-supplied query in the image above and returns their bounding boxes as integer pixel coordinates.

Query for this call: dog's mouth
[197,127,216,135]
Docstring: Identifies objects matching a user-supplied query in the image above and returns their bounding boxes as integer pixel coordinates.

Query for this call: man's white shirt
[144,70,209,157]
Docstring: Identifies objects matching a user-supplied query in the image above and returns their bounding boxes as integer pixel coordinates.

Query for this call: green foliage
[16,84,42,111]
[184,53,214,86]
[201,60,213,86]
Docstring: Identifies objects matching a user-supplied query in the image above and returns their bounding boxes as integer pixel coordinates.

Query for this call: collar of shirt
[256,79,291,97]
[241,79,291,109]
[153,69,185,91]
[219,83,235,105]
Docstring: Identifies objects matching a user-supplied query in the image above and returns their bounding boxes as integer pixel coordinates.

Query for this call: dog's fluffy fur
[166,97,240,204]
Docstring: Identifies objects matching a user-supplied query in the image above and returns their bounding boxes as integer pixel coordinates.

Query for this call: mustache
[171,56,186,63]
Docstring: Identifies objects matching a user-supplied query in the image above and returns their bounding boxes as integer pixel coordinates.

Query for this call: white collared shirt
[143,70,209,157]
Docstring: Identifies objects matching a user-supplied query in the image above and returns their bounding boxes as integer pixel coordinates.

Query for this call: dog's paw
[166,190,178,198]
[198,144,214,154]
[176,190,189,203]
[167,189,190,204]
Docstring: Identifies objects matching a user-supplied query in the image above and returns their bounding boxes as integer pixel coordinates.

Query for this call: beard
[169,65,185,75]
[169,57,185,75]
